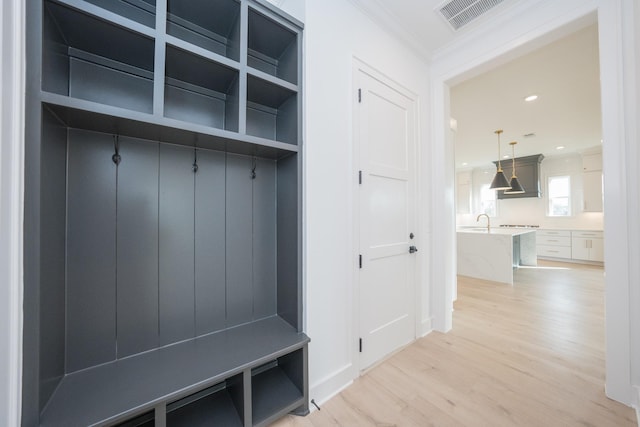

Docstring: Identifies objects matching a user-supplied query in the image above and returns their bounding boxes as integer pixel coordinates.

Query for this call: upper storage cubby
[167,0,241,61]
[248,8,298,85]
[83,0,156,27]
[165,45,240,131]
[247,75,297,145]
[43,0,155,113]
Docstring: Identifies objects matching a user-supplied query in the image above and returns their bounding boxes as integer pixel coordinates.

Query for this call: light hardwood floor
[272,260,637,426]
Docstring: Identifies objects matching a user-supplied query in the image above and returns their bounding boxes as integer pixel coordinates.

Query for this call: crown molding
[346,0,432,61]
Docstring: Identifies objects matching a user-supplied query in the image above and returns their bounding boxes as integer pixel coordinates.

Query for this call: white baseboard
[635,385,639,427]
[309,363,355,408]
[420,317,433,337]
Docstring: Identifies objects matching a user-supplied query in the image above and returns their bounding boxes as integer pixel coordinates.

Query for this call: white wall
[431,0,640,407]
[457,152,604,230]
[0,0,24,425]
[303,0,430,404]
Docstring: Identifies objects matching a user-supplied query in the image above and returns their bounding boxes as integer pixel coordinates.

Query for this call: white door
[355,66,417,370]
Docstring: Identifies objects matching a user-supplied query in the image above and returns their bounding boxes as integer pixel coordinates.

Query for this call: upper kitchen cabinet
[582,152,603,212]
[456,171,472,214]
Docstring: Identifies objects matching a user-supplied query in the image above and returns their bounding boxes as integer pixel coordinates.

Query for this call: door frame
[352,57,421,373]
[429,0,638,406]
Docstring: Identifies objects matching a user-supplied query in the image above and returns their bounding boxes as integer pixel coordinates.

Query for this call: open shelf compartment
[113,411,155,427]
[248,7,298,85]
[165,45,240,131]
[167,375,244,427]
[251,348,306,426]
[167,0,241,60]
[83,0,156,27]
[42,0,155,113]
[247,74,298,145]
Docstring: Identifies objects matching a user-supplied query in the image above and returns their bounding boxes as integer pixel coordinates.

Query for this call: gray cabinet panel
[277,154,299,329]
[117,138,159,358]
[27,0,305,424]
[159,144,196,345]
[69,57,154,114]
[253,158,277,319]
[226,154,253,327]
[195,149,226,335]
[39,108,68,406]
[66,130,117,373]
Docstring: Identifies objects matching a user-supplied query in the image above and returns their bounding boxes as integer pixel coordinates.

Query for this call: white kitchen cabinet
[582,152,602,172]
[456,171,472,214]
[571,231,604,262]
[582,152,603,212]
[537,229,572,259]
[583,171,603,212]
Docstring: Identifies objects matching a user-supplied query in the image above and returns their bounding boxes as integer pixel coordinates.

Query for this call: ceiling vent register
[436,0,505,31]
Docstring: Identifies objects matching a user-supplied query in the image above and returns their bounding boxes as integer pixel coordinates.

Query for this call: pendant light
[489,129,511,190]
[504,141,525,194]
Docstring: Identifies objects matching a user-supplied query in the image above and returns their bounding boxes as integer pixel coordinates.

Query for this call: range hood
[493,154,544,199]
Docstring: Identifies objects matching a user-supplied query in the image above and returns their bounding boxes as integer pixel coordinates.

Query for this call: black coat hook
[112,135,121,165]
[251,157,257,179]
[192,148,198,173]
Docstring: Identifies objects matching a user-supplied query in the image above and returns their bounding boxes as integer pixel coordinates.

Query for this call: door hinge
[359,254,362,269]
[358,88,362,103]
[358,170,362,184]
[359,338,363,353]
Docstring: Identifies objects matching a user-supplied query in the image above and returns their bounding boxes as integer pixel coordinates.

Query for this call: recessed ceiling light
[462,162,468,166]
[525,95,538,102]
[556,146,565,150]
[503,155,510,158]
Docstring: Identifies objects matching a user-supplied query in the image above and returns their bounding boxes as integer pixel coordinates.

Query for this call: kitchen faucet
[476,213,490,231]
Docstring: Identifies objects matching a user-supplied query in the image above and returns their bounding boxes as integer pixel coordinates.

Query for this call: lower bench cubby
[113,411,155,427]
[252,348,306,426]
[167,375,244,427]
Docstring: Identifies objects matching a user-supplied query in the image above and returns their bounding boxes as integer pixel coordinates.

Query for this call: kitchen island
[457,227,537,285]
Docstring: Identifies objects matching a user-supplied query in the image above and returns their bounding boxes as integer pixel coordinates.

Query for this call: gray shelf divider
[41,97,298,159]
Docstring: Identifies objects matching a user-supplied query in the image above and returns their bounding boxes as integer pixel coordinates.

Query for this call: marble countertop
[456,227,537,236]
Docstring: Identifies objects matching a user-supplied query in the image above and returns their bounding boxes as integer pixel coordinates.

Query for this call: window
[548,175,571,216]
[480,184,496,217]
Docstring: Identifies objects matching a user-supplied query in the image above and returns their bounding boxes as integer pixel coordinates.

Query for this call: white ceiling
[451,23,602,169]
[349,0,522,58]
[350,0,603,170]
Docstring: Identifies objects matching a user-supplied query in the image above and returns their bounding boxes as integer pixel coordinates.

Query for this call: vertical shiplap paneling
[117,138,159,358]
[159,144,195,345]
[194,149,226,335]
[225,154,253,327]
[252,158,277,320]
[66,129,117,372]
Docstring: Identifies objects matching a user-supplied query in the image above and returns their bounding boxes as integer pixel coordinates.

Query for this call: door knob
[409,246,418,254]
